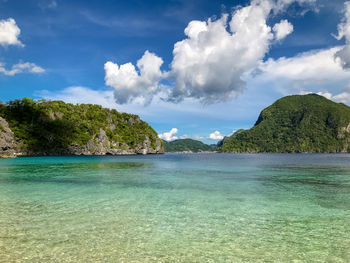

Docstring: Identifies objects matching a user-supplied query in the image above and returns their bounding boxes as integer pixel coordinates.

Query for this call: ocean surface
[0,153,349,262]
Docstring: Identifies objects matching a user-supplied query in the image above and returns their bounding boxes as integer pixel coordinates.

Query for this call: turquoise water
[0,154,350,262]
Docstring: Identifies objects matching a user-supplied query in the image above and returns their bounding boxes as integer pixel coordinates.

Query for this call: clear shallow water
[0,154,349,262]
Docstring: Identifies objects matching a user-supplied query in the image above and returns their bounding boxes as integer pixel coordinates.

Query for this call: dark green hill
[164,139,216,153]
[0,98,164,156]
[219,94,350,153]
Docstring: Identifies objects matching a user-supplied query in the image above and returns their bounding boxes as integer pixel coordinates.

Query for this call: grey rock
[0,117,17,157]
[0,117,164,157]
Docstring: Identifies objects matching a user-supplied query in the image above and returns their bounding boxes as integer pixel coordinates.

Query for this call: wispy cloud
[38,0,57,10]
[36,86,115,108]
[0,62,45,76]
[80,10,178,36]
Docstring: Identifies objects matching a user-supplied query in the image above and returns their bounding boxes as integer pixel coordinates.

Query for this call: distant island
[219,94,350,153]
[164,138,216,153]
[0,98,164,157]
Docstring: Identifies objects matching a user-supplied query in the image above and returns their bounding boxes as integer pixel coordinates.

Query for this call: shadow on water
[0,162,151,185]
[258,164,350,210]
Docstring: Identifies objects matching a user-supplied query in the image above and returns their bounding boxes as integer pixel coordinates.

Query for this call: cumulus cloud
[167,0,311,103]
[254,47,350,93]
[104,0,321,105]
[258,47,345,80]
[314,85,350,104]
[0,62,45,76]
[158,128,178,141]
[273,19,293,40]
[333,89,350,104]
[168,1,274,103]
[315,91,333,100]
[209,131,224,140]
[0,18,23,47]
[104,50,163,104]
[334,1,350,69]
[0,19,44,77]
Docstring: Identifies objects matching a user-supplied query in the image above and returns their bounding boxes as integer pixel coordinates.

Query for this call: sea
[0,153,349,262]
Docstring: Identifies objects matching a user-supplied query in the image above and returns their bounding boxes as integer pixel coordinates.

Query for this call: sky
[1,0,350,143]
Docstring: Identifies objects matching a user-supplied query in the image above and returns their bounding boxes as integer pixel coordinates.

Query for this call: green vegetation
[164,139,216,152]
[220,94,350,153]
[0,98,161,153]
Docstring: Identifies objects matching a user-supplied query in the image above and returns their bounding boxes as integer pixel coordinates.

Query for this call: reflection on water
[0,154,349,262]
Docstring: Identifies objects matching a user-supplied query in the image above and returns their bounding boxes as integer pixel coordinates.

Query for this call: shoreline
[2,152,350,158]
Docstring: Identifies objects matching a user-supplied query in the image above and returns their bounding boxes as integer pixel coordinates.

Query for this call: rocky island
[219,94,350,153]
[0,98,164,157]
[164,138,216,153]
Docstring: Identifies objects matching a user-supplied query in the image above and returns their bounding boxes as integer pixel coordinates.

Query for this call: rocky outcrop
[4,127,164,157]
[0,117,17,157]
[0,128,163,157]
[338,123,350,139]
[67,129,163,156]
[337,123,350,152]
[0,99,164,157]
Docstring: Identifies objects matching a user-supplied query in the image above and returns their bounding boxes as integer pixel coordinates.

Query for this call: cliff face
[66,128,163,156]
[219,94,350,153]
[0,117,17,157]
[0,99,164,157]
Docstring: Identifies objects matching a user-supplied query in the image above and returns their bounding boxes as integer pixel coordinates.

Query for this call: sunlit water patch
[0,154,350,262]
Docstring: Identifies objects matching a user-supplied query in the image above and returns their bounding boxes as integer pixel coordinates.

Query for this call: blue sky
[1,0,350,143]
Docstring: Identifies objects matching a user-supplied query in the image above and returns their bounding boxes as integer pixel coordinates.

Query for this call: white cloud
[0,18,44,77]
[273,19,293,40]
[253,47,350,94]
[314,85,350,104]
[209,131,224,140]
[0,18,23,47]
[104,50,163,104]
[168,1,274,103]
[258,47,345,80]
[104,0,320,105]
[315,91,333,100]
[0,62,45,76]
[333,89,350,104]
[158,128,178,141]
[334,1,350,69]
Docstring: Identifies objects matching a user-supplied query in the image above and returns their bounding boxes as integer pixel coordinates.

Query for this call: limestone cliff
[0,99,164,157]
[0,117,17,157]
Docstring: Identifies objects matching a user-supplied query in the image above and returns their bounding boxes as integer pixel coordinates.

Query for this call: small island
[0,98,164,157]
[164,138,216,153]
[218,94,350,153]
